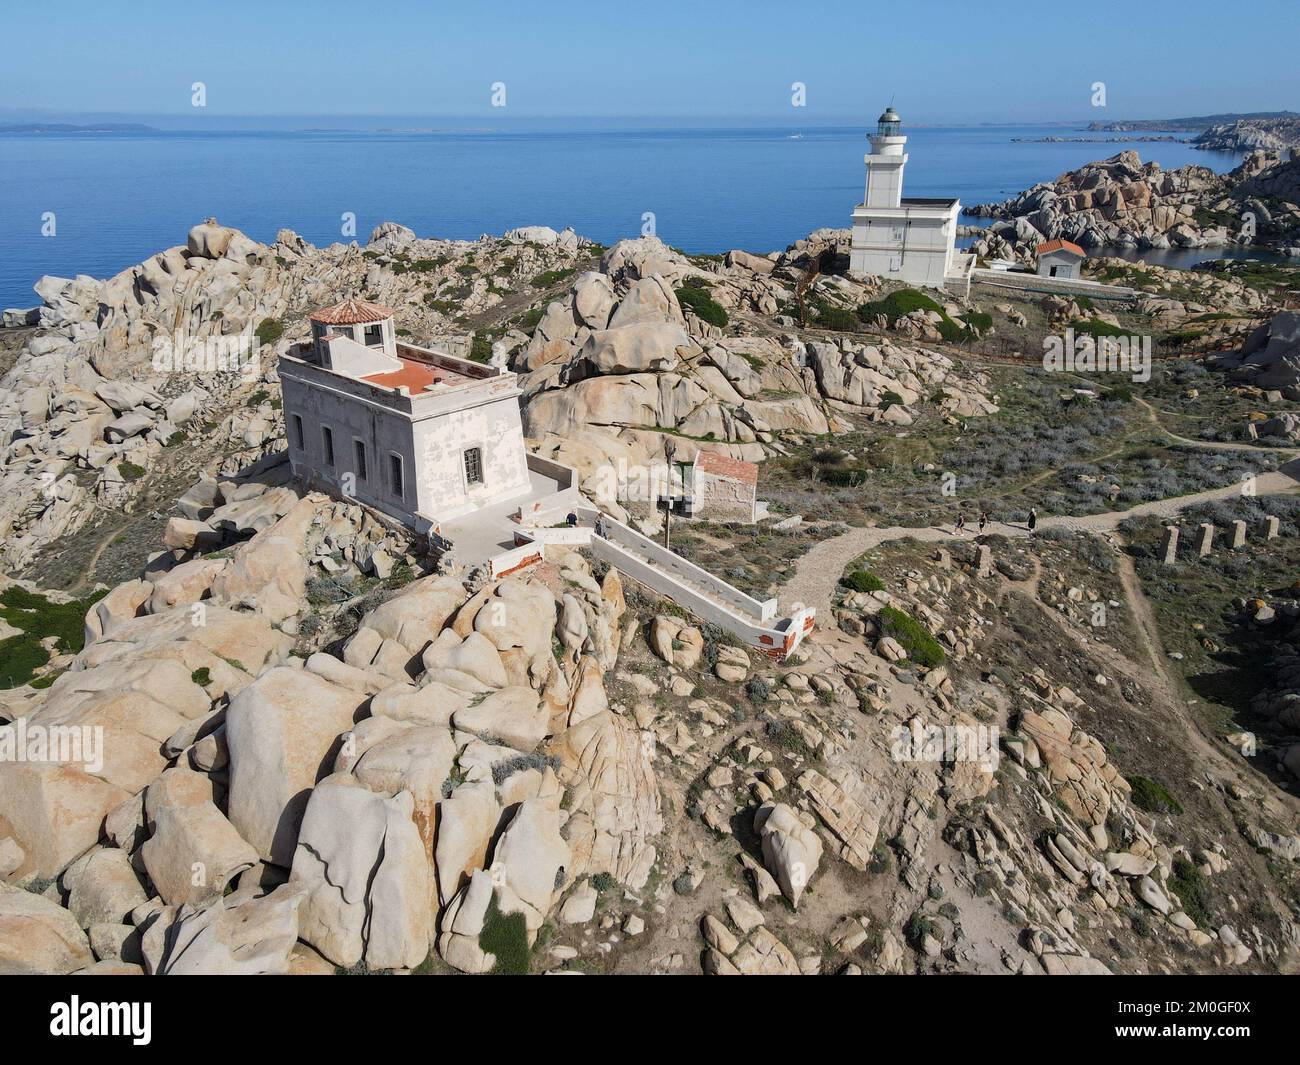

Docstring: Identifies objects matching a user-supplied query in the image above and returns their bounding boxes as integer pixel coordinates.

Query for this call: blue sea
[0,124,1251,310]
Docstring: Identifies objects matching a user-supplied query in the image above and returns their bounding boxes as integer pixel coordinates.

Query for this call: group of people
[950,507,1038,536]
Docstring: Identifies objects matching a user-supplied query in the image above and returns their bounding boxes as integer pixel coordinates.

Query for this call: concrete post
[1197,523,1215,558]
[1160,525,1179,565]
[1231,520,1247,549]
[1265,515,1280,540]
[976,544,993,578]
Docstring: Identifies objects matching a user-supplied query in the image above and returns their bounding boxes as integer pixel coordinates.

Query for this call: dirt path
[1132,394,1300,457]
[778,459,1300,618]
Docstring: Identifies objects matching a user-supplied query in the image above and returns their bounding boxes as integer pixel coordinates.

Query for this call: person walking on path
[978,510,989,535]
[954,513,966,535]
[1027,507,1038,535]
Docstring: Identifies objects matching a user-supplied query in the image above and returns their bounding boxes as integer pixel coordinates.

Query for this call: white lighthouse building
[849,107,961,289]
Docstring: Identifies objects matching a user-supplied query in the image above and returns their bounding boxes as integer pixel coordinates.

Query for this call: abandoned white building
[689,450,759,523]
[1035,238,1086,279]
[279,299,548,532]
[279,298,815,658]
[849,106,963,288]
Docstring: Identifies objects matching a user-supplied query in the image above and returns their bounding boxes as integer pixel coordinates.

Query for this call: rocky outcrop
[967,149,1299,258]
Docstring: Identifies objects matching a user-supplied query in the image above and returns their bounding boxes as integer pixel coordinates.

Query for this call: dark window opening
[464,447,483,486]
[354,440,368,482]
[389,453,404,499]
[322,426,335,467]
[290,414,304,450]
[364,323,383,347]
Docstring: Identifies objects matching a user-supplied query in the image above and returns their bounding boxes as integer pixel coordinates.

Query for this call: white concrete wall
[864,152,906,209]
[280,371,420,526]
[321,334,402,378]
[693,471,757,523]
[850,213,956,287]
[1038,251,1082,279]
[411,395,532,521]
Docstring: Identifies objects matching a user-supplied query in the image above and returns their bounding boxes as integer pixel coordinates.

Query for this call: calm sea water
[0,125,1250,309]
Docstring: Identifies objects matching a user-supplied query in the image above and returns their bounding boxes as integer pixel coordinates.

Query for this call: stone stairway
[598,533,767,626]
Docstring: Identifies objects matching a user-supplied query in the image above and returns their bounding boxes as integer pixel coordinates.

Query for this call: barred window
[464,447,483,485]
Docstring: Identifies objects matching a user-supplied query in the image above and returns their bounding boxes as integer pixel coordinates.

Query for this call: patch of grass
[878,605,946,668]
[478,891,531,975]
[1128,774,1182,815]
[118,461,146,482]
[190,666,211,686]
[0,586,105,688]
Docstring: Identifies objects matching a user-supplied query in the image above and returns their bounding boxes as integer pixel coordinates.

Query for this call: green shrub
[856,289,943,324]
[469,336,494,364]
[841,570,885,593]
[675,284,729,328]
[878,606,946,668]
[816,306,860,332]
[1168,857,1212,928]
[530,268,576,289]
[254,317,284,347]
[880,390,905,409]
[119,461,146,482]
[190,667,211,686]
[1128,775,1182,815]
[964,310,993,332]
[1073,317,1126,338]
[478,892,531,975]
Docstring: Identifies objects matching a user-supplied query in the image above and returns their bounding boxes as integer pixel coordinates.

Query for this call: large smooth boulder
[62,846,148,927]
[290,775,433,970]
[224,667,365,866]
[578,321,689,375]
[154,882,305,975]
[0,885,94,974]
[141,800,258,907]
[490,795,570,932]
[452,686,547,751]
[756,802,823,908]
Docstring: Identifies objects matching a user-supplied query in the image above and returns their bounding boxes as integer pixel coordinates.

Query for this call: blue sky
[2,0,1296,125]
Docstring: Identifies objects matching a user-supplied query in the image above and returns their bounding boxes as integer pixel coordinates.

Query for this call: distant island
[1086,110,1299,132]
[0,122,156,134]
[1088,112,1300,154]
[1013,135,1186,144]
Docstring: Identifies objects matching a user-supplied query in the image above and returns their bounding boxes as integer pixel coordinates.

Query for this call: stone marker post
[1197,523,1215,558]
[1160,525,1179,565]
[1265,515,1279,540]
[976,544,993,578]
[1231,520,1247,549]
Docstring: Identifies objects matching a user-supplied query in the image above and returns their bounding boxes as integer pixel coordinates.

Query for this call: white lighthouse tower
[849,106,961,289]
[863,106,908,209]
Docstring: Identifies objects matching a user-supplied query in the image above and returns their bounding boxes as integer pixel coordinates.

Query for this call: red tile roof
[694,449,759,486]
[1035,239,1086,258]
[310,298,394,325]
